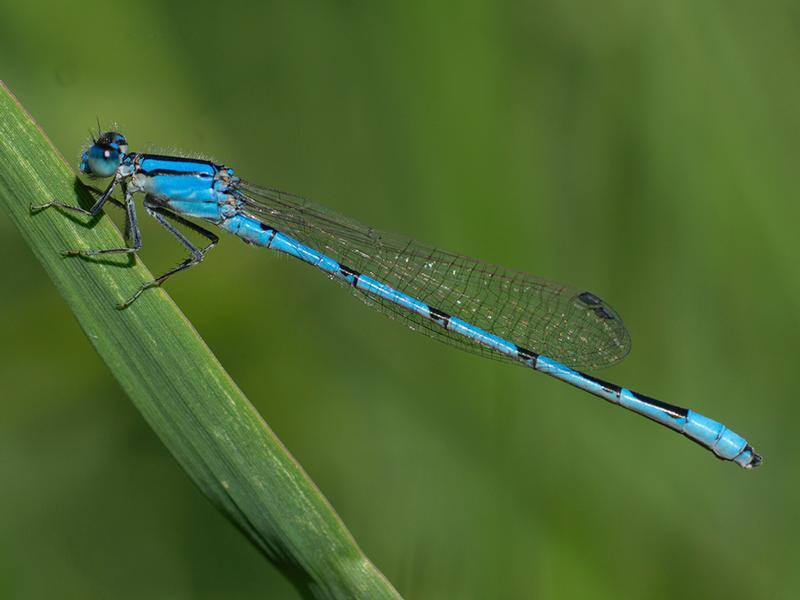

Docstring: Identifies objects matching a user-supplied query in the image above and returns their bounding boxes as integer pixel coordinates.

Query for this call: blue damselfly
[32,131,762,469]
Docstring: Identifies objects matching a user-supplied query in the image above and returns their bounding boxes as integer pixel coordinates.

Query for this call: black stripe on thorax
[138,153,219,167]
[142,169,216,178]
[135,153,220,178]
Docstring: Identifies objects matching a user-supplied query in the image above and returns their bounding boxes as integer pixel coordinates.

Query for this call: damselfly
[32,131,762,469]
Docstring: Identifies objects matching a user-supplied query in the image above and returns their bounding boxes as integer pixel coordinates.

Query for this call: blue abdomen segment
[220,213,278,246]
[221,212,761,469]
[616,388,757,466]
[533,355,759,467]
[681,410,759,468]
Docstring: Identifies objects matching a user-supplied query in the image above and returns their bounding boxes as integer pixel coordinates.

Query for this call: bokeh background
[1,1,797,598]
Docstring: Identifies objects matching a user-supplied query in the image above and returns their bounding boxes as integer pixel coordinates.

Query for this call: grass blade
[0,81,400,600]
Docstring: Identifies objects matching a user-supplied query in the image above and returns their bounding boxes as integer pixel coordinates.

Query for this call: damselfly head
[80,131,128,178]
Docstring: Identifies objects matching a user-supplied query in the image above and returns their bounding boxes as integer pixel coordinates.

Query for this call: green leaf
[0,81,400,600]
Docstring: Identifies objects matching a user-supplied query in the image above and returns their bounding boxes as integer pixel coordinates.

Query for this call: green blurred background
[0,1,796,598]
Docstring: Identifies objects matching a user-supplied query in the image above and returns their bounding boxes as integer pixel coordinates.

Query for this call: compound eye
[85,144,120,177]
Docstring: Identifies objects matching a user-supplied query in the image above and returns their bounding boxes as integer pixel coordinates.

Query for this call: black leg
[62,185,142,257]
[146,203,219,252]
[31,176,119,217]
[117,204,218,309]
[80,180,125,210]
[83,183,126,212]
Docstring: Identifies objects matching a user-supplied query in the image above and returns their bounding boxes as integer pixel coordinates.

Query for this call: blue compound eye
[79,131,128,177]
[82,144,120,177]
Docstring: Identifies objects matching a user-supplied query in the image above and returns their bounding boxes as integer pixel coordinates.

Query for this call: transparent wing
[236,182,631,369]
